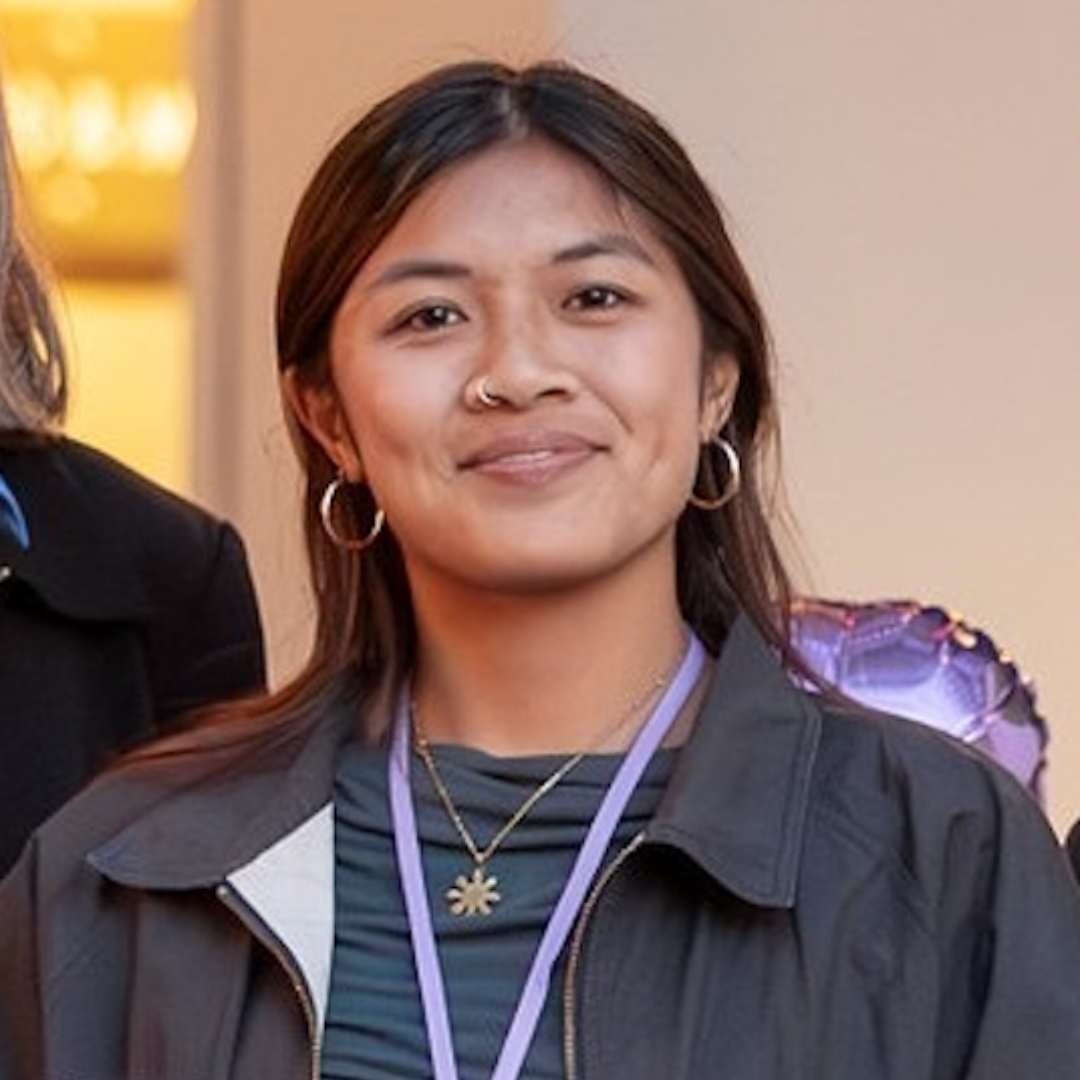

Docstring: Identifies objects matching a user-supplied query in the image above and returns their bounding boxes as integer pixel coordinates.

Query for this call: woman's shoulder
[816,693,1030,806]
[6,437,257,624]
[2,436,238,571]
[13,709,337,897]
[51,437,233,548]
[809,694,1053,880]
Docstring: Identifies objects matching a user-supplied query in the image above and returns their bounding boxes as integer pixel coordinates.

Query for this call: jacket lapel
[227,804,336,1031]
[649,615,822,908]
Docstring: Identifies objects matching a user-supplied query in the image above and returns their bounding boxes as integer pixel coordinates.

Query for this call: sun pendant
[447,866,501,916]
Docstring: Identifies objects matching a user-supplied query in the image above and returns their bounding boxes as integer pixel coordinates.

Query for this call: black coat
[2,619,1079,1079]
[0,437,266,876]
[1065,819,1080,881]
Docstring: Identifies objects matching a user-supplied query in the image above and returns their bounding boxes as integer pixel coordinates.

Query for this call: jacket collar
[90,616,822,911]
[89,707,352,890]
[649,615,822,909]
[89,713,350,1035]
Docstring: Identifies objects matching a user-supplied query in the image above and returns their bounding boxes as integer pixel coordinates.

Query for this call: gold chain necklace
[411,665,676,918]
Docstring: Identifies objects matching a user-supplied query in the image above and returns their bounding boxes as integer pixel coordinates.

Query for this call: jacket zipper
[216,882,323,1080]
[562,830,647,1080]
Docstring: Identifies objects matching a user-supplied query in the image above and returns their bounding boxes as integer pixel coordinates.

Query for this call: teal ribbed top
[321,738,674,1080]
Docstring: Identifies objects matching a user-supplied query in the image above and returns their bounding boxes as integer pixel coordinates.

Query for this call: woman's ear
[281,369,363,477]
[699,352,740,441]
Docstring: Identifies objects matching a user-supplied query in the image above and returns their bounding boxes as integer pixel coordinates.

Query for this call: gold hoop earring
[320,474,385,551]
[688,436,742,511]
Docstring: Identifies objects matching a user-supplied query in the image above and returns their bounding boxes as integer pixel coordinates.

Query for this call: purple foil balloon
[790,598,1047,804]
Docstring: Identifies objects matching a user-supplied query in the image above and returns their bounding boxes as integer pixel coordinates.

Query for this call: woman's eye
[566,285,627,312]
[393,303,465,334]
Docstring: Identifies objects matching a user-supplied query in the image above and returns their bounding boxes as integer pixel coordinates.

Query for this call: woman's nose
[473,315,578,408]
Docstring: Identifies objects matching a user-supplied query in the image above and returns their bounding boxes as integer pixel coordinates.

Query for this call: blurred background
[2,0,1078,832]
[1,0,194,488]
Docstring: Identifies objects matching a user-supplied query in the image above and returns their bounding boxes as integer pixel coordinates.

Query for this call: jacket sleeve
[147,520,267,724]
[950,780,1080,1078]
[0,848,46,1080]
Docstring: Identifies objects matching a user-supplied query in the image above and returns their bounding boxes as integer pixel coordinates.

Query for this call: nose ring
[471,375,503,409]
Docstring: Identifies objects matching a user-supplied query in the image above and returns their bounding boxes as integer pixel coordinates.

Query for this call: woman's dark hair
[0,73,67,441]
[261,58,803,743]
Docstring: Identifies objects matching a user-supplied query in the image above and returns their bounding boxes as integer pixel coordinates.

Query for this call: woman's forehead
[350,138,672,286]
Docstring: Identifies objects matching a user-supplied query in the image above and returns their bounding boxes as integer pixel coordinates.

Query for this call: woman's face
[292,137,737,601]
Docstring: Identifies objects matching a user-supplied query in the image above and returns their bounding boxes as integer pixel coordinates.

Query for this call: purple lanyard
[389,633,707,1080]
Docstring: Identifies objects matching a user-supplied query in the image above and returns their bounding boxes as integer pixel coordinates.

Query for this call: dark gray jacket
[2,617,1079,1080]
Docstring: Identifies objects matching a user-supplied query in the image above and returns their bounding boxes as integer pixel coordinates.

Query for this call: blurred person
[0,66,266,876]
[1,59,1078,1080]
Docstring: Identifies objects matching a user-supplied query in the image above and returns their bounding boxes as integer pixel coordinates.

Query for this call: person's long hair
[138,59,809,762]
[0,74,66,441]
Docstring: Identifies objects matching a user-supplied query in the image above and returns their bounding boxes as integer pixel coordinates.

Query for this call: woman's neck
[408,572,690,757]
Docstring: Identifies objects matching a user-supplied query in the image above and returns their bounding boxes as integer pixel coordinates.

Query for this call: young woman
[2,59,1078,1080]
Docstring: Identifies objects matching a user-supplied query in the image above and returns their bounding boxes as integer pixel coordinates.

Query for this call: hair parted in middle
[275,58,800,733]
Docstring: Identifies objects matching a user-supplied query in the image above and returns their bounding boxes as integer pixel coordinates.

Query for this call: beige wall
[555,1,1080,830]
[190,1,1080,832]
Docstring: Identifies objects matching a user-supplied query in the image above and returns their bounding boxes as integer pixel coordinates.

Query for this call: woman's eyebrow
[551,233,657,268]
[365,259,472,293]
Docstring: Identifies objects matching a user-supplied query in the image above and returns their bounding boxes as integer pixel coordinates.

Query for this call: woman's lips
[461,431,602,483]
